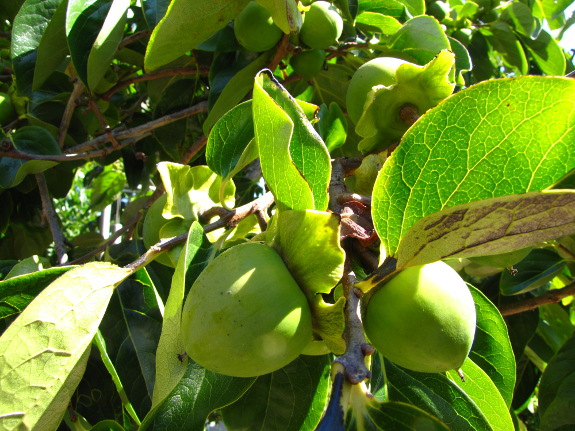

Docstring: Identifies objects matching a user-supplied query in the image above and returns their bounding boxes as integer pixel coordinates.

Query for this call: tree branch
[0,102,209,161]
[334,256,373,384]
[101,66,210,101]
[58,79,85,149]
[499,282,575,316]
[36,173,69,264]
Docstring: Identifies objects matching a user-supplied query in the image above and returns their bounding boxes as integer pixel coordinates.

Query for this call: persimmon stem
[498,282,575,316]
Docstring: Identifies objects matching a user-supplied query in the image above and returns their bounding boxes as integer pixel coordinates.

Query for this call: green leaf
[257,0,302,33]
[446,359,514,431]
[500,2,536,37]
[355,11,402,35]
[482,21,528,74]
[467,286,516,407]
[388,16,451,64]
[144,0,250,71]
[521,30,566,76]
[33,0,68,90]
[11,0,63,96]
[538,332,575,431]
[156,162,236,221]
[140,361,255,431]
[273,210,345,295]
[254,70,331,211]
[0,262,132,431]
[385,359,493,430]
[152,222,205,407]
[89,163,126,212]
[222,355,331,431]
[0,126,61,188]
[347,400,451,430]
[372,76,575,259]
[499,248,565,295]
[317,102,348,152]
[358,0,408,20]
[0,265,74,319]
[206,100,254,178]
[66,0,113,87]
[395,191,575,268]
[398,0,425,16]
[203,53,270,135]
[86,0,130,90]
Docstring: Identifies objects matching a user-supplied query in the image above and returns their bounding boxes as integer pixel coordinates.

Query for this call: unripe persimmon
[234,1,283,52]
[345,57,411,124]
[181,242,313,377]
[299,1,343,49]
[290,49,325,79]
[363,261,476,373]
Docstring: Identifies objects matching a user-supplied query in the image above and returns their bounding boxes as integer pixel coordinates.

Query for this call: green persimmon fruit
[0,92,15,125]
[345,57,411,124]
[299,1,343,49]
[290,49,325,79]
[234,1,283,52]
[426,1,450,21]
[181,242,313,377]
[363,261,476,373]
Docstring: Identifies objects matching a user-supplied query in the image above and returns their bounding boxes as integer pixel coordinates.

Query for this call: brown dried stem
[499,282,575,316]
[36,173,69,264]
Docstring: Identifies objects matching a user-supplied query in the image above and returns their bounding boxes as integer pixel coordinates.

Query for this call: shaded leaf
[395,191,575,268]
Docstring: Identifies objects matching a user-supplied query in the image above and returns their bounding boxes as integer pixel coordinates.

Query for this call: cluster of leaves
[0,0,575,430]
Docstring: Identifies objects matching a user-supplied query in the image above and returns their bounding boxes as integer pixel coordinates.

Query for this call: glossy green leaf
[144,0,250,71]
[538,332,575,431]
[521,30,566,76]
[86,0,130,90]
[222,355,331,431]
[398,0,425,16]
[152,222,205,407]
[88,163,126,212]
[142,0,171,29]
[33,0,68,90]
[499,248,565,295]
[372,77,575,258]
[206,100,254,178]
[501,2,536,37]
[446,359,514,431]
[395,191,575,268]
[0,262,132,431]
[388,16,451,64]
[253,70,331,211]
[355,11,402,35]
[203,53,270,135]
[358,0,407,20]
[11,0,63,96]
[467,285,516,407]
[66,0,112,86]
[140,361,255,431]
[385,359,492,430]
[0,265,74,319]
[0,126,60,188]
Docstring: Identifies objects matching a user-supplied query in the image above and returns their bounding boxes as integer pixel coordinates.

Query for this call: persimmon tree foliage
[1,0,575,430]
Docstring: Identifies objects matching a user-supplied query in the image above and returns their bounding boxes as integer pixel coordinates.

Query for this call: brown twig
[499,282,575,316]
[36,173,69,264]
[200,191,275,232]
[118,30,151,50]
[58,79,85,148]
[101,66,210,101]
[334,256,373,384]
[179,135,208,165]
[267,33,293,72]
